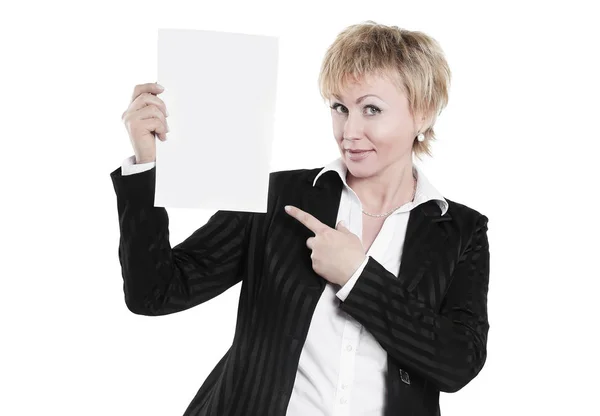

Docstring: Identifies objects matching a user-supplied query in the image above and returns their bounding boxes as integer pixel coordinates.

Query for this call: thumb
[336,220,350,232]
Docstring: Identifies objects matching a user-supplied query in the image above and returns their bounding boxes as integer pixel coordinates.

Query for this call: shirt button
[341,384,348,390]
[346,345,353,352]
[340,397,347,404]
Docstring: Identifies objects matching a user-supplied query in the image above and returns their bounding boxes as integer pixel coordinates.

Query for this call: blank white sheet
[154,28,279,213]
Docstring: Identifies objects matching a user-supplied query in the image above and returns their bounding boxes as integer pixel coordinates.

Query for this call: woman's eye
[330,103,347,114]
[365,105,381,115]
[330,103,381,115]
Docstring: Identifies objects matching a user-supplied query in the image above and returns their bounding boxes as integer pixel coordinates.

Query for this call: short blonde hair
[318,21,451,159]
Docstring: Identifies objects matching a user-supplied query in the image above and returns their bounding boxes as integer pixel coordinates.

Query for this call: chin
[344,160,378,179]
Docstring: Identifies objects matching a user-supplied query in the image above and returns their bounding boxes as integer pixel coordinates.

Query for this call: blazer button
[399,369,411,385]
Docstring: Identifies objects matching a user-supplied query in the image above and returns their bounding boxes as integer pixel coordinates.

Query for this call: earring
[417,133,425,142]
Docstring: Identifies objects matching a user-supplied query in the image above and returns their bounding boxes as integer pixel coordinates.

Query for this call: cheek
[372,120,409,145]
[371,117,398,135]
[331,119,344,139]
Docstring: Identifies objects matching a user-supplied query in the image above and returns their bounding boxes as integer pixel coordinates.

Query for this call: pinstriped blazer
[110,163,490,416]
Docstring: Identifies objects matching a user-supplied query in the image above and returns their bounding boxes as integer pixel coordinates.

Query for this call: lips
[345,149,373,161]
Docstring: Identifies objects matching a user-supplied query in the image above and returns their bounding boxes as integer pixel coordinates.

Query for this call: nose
[342,112,364,141]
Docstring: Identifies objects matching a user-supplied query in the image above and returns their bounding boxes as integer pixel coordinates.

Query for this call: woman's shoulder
[267,166,323,189]
[444,196,489,233]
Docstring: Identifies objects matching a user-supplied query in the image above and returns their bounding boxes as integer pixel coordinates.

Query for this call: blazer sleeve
[339,214,490,393]
[110,165,254,316]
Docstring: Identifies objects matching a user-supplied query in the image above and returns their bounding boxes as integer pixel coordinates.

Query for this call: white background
[1,1,598,415]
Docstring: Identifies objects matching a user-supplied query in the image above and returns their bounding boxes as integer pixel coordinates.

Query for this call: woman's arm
[339,214,490,393]
[110,165,254,316]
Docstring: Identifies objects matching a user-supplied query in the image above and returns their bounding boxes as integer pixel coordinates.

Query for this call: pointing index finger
[285,205,327,234]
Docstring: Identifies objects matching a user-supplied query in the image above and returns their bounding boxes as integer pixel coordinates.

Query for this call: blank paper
[154,28,279,213]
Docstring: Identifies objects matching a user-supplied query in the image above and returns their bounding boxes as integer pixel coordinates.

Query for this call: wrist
[135,157,155,164]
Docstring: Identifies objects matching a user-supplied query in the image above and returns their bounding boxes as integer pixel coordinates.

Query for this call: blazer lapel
[297,170,343,291]
[397,199,453,307]
[301,170,343,228]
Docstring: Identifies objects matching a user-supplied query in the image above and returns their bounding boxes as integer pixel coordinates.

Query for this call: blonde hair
[318,21,451,159]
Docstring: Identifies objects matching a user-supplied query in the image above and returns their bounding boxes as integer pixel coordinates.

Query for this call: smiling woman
[111,20,490,416]
[317,22,452,218]
[318,22,451,158]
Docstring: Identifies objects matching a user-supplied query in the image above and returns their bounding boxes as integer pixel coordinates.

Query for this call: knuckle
[132,85,145,101]
[134,92,146,103]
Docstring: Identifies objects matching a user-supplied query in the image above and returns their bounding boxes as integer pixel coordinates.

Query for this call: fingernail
[284,206,291,212]
[156,83,165,90]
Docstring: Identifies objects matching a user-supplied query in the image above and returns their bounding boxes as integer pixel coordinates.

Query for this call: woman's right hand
[121,82,169,164]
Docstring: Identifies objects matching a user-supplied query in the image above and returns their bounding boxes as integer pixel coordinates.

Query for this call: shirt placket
[332,318,361,416]
[332,187,363,416]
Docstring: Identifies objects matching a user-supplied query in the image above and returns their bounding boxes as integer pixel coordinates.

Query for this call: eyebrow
[332,94,382,104]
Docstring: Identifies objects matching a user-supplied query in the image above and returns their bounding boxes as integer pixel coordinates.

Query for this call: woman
[112,21,490,416]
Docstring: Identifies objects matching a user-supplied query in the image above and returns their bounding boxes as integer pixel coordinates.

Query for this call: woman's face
[329,72,422,179]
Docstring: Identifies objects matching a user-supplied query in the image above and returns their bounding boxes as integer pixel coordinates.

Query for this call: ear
[414,113,428,135]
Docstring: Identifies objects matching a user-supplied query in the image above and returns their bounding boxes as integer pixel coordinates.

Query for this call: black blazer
[110,163,490,416]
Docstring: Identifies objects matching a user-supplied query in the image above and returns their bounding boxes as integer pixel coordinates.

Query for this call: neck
[346,158,416,215]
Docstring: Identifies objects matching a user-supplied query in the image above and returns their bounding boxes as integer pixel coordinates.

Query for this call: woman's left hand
[285,205,367,286]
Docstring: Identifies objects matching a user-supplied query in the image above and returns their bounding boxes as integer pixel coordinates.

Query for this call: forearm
[339,215,490,392]
[110,165,251,316]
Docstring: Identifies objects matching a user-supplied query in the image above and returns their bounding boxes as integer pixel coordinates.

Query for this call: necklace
[361,174,417,218]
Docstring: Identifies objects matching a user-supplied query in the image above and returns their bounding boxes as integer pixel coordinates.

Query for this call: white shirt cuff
[336,256,369,302]
[121,155,156,176]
